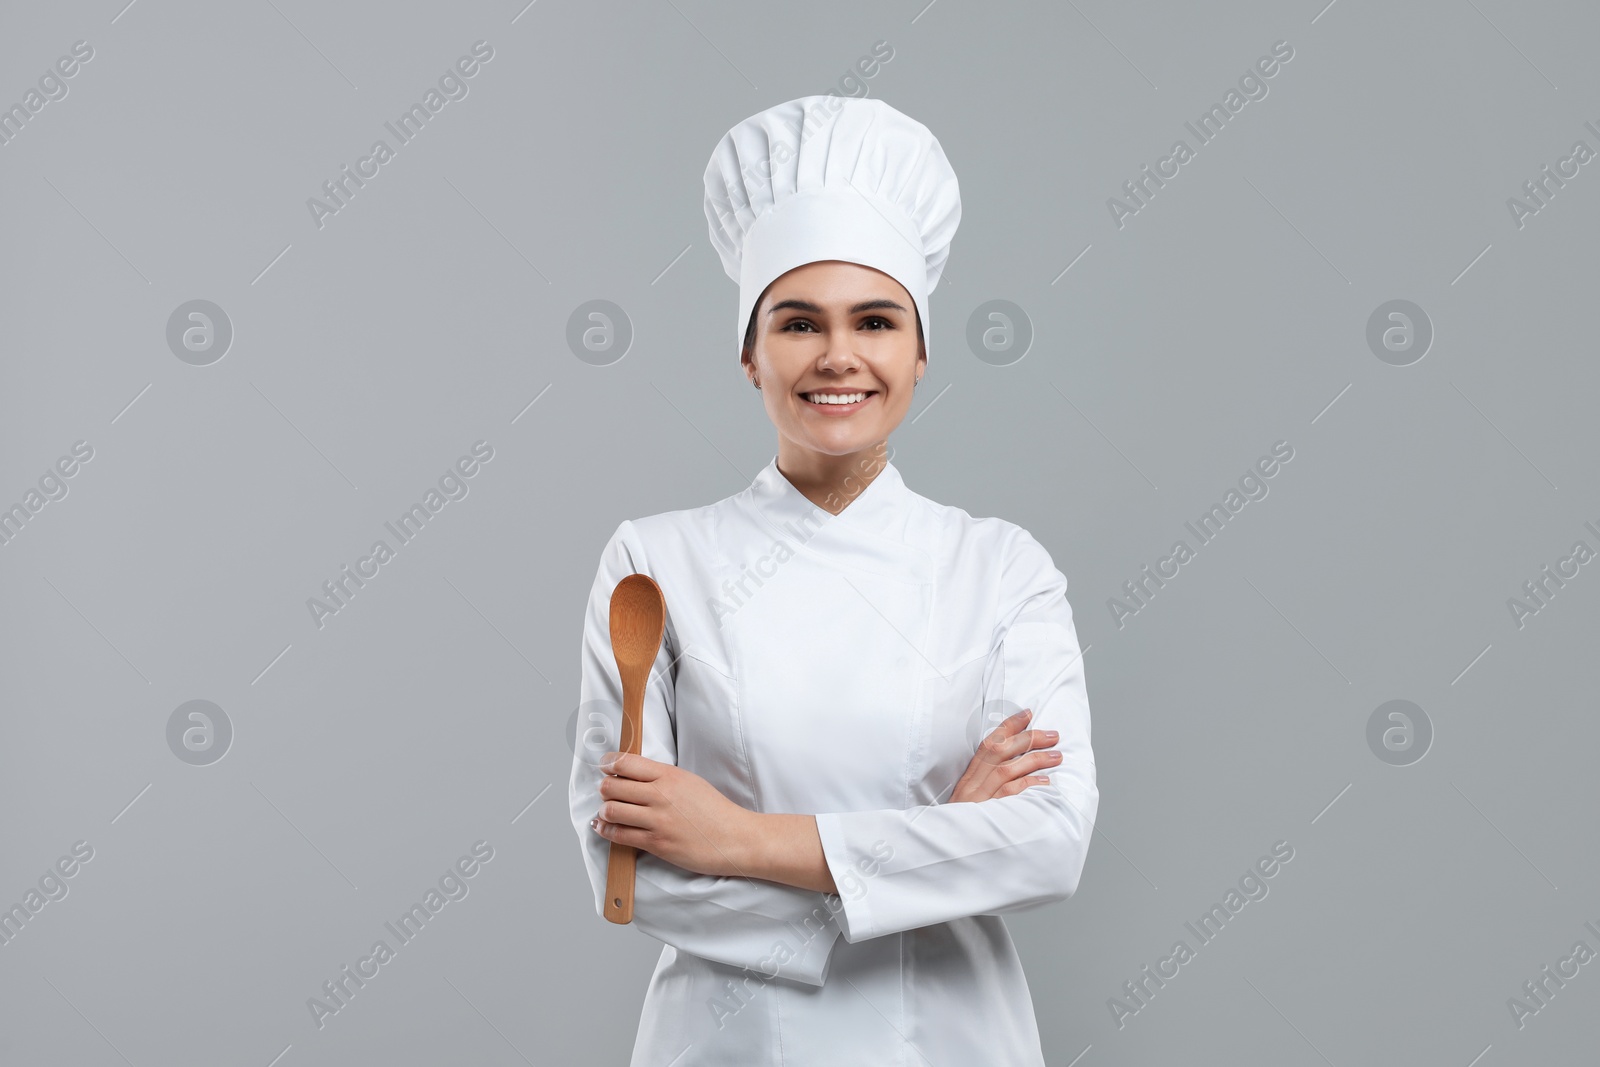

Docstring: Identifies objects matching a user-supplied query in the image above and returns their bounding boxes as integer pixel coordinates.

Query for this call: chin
[796,431,872,455]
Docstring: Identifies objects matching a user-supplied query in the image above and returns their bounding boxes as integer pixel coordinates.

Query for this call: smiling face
[742,260,924,465]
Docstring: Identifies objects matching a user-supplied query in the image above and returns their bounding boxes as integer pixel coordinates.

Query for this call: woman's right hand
[949,707,1062,803]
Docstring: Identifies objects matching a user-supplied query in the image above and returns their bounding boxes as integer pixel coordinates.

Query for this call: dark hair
[742,300,925,359]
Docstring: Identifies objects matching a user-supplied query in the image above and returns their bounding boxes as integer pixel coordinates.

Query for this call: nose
[816,325,862,373]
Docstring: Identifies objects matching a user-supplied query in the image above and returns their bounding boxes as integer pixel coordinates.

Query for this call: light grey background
[3,0,1597,1064]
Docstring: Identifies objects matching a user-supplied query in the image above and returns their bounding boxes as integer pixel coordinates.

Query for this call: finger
[999,727,1058,757]
[984,720,1055,762]
[997,708,1033,736]
[969,738,1013,768]
[600,751,669,780]
[1023,727,1061,751]
[598,775,662,805]
[592,818,651,851]
[595,799,656,829]
[1007,749,1064,776]
[995,775,1050,798]
[982,749,1061,786]
[977,709,1030,754]
[980,707,1031,743]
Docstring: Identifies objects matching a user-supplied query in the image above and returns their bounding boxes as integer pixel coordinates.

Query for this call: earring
[752,378,760,389]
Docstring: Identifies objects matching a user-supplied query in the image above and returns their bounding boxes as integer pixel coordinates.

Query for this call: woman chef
[568,96,1098,1065]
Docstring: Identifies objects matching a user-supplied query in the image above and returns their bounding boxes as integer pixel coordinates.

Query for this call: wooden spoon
[603,572,666,925]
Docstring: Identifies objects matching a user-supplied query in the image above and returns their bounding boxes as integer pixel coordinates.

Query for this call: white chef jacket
[568,455,1097,1066]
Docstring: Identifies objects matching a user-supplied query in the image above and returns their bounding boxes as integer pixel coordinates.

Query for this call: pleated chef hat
[702,95,961,362]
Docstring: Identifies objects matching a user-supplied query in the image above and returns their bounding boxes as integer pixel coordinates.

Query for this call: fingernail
[1046,730,1059,740]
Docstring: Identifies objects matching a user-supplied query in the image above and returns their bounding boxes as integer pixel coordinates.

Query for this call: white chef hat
[702,95,961,362]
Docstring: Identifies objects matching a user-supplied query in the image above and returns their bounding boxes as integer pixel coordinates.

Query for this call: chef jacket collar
[741,454,932,584]
[749,454,904,532]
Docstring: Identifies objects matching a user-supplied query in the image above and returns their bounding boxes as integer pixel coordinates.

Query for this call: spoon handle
[602,660,643,923]
[603,838,639,924]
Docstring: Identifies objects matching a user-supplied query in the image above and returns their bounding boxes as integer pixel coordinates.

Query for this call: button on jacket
[568,456,1098,1066]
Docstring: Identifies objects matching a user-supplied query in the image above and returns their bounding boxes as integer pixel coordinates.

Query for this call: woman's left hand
[591,751,758,878]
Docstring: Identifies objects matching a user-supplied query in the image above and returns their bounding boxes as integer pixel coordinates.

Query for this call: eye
[779,319,817,333]
[860,316,894,330]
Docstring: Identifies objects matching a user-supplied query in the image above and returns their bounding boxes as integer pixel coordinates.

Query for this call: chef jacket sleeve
[812,524,1098,942]
[568,519,844,986]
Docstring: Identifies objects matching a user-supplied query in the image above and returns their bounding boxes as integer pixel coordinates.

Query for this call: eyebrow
[767,298,908,317]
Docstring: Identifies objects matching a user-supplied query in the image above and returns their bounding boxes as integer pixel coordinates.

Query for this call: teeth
[804,392,869,405]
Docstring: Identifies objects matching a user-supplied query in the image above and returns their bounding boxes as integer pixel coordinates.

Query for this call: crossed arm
[587,705,1065,894]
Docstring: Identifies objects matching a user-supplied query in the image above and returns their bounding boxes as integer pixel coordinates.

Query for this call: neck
[775,440,890,516]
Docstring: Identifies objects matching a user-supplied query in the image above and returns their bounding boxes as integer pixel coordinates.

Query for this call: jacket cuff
[813,811,875,943]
